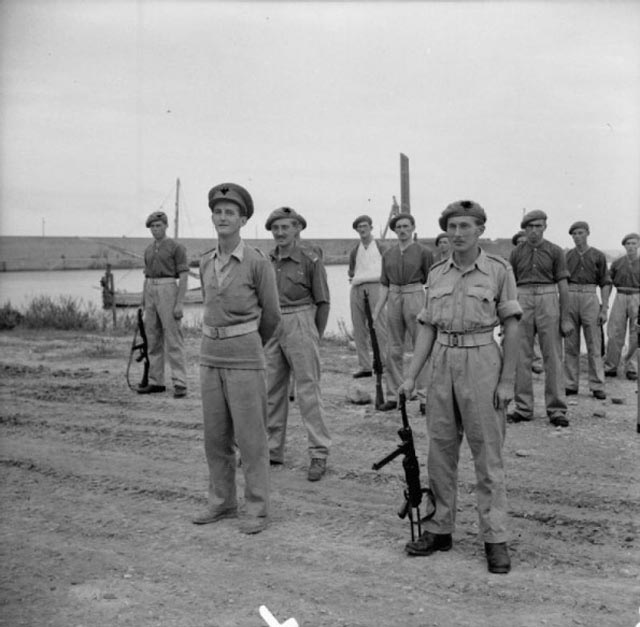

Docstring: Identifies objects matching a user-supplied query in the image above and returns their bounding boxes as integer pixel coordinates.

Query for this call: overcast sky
[1,0,639,250]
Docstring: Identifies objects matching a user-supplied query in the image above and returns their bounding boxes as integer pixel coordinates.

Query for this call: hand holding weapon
[372,392,435,540]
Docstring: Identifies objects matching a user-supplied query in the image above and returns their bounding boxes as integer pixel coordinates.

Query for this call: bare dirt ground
[0,329,638,627]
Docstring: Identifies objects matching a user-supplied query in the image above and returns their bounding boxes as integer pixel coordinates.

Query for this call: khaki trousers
[514,288,567,419]
[604,292,639,376]
[424,341,508,543]
[144,281,187,388]
[265,309,331,462]
[564,290,604,392]
[349,282,393,395]
[386,289,427,402]
[200,366,270,518]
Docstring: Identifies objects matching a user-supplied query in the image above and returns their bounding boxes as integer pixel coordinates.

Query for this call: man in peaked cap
[207,182,254,219]
[508,210,572,427]
[138,210,189,398]
[264,206,332,482]
[193,182,281,535]
[348,214,391,383]
[604,232,640,380]
[401,199,521,574]
[564,221,611,399]
[372,212,434,414]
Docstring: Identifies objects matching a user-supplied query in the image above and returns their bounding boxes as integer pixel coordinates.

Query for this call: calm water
[0,265,353,336]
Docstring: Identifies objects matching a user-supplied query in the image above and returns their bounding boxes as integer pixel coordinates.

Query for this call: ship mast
[174,177,181,239]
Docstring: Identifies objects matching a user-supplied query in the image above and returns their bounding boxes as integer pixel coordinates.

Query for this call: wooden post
[400,153,410,214]
[101,264,117,328]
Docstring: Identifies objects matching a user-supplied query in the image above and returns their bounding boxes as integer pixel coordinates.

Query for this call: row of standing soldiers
[137,186,639,574]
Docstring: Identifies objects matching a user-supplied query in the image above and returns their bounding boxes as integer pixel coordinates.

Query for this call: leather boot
[484,542,511,574]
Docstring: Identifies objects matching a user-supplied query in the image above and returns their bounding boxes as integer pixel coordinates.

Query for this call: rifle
[363,289,385,409]
[126,307,150,391]
[372,393,435,541]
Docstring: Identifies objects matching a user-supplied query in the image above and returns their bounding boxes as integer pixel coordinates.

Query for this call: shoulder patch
[485,253,510,268]
[299,247,320,263]
[250,246,267,258]
[429,257,448,271]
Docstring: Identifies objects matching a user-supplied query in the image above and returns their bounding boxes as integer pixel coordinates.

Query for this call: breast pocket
[428,285,455,324]
[467,284,496,325]
[284,269,310,300]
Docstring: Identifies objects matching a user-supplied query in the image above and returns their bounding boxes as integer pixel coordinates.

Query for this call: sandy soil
[0,329,638,627]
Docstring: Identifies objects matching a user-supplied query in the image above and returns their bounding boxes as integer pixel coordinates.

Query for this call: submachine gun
[372,393,435,541]
[126,307,150,391]
[363,289,384,409]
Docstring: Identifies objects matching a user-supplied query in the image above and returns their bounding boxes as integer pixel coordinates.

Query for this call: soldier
[192,183,281,535]
[347,214,389,382]
[401,200,521,574]
[433,232,451,263]
[511,230,543,375]
[508,210,572,427]
[564,221,612,399]
[604,233,640,380]
[265,207,332,481]
[372,213,433,414]
[138,211,189,398]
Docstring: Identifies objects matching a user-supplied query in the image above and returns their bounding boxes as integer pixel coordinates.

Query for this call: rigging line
[118,182,178,239]
[179,191,196,238]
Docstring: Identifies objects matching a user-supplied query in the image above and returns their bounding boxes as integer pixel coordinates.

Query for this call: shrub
[21,296,100,331]
[0,302,24,330]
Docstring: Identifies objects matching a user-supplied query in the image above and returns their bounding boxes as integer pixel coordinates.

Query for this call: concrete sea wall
[0,235,513,272]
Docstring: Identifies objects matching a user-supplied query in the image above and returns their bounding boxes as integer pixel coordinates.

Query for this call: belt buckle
[450,333,460,347]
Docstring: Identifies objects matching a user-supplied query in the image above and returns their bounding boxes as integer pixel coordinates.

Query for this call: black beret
[520,209,547,229]
[622,232,640,245]
[511,230,526,246]
[265,206,304,231]
[568,221,590,235]
[435,232,449,246]
[208,183,254,220]
[438,200,486,232]
[389,212,415,232]
[352,214,373,230]
[145,211,168,227]
[297,212,307,230]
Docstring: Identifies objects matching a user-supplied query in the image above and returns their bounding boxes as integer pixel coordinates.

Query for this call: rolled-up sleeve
[174,244,190,275]
[497,265,522,322]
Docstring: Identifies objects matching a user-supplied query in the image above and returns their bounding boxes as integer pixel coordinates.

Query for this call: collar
[270,242,302,263]
[524,238,546,250]
[442,248,489,275]
[212,239,245,262]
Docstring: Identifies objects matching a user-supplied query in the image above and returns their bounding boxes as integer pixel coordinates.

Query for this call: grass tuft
[20,296,100,331]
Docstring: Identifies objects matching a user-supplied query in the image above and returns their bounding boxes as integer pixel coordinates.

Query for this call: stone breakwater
[0,235,513,272]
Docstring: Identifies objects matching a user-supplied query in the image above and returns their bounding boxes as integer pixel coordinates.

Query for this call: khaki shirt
[420,249,522,333]
[269,244,330,307]
[144,237,189,278]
